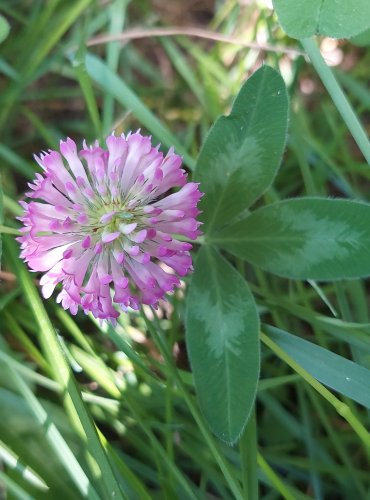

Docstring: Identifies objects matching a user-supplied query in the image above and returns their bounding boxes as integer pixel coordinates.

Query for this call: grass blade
[5,236,125,499]
[3,358,100,499]
[85,53,195,169]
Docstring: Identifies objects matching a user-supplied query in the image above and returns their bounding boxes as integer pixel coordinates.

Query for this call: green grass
[1,1,370,498]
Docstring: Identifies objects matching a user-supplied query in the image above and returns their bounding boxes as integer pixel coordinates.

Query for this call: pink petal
[102,231,121,243]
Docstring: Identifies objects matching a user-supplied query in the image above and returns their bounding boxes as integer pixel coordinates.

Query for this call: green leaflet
[214,198,370,281]
[186,246,260,444]
[195,65,288,236]
[273,0,370,39]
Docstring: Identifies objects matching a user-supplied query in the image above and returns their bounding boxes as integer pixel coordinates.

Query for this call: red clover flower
[18,132,202,321]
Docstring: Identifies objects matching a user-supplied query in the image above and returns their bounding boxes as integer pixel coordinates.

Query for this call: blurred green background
[0,1,370,498]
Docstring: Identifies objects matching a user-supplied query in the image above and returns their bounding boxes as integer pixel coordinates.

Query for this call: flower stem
[141,309,244,500]
[301,37,370,165]
[165,322,175,495]
[257,453,295,500]
[239,407,258,500]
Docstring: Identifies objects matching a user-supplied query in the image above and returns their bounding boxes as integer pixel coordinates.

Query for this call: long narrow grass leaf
[3,360,100,499]
[5,236,125,499]
[85,53,195,169]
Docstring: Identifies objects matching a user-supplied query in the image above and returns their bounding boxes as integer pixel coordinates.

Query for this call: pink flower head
[18,132,202,321]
